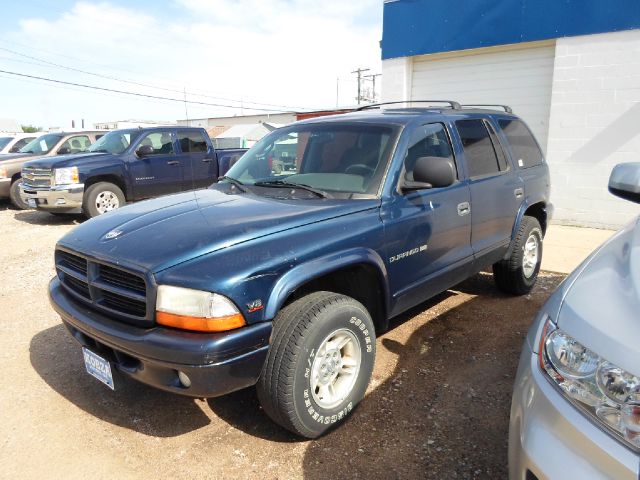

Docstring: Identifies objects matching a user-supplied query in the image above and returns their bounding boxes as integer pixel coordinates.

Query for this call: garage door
[411,41,555,153]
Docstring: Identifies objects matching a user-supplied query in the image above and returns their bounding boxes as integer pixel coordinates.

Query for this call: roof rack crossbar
[356,100,461,111]
[461,104,513,114]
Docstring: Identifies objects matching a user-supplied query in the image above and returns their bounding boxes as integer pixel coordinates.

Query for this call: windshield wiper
[218,175,247,193]
[253,180,329,198]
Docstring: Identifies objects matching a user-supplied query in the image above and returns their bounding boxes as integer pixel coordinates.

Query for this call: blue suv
[48,101,552,438]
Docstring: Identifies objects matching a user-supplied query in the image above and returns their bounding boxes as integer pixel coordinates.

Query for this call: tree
[21,125,41,133]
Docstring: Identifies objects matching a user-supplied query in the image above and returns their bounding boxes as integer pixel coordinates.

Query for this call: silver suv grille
[22,167,52,189]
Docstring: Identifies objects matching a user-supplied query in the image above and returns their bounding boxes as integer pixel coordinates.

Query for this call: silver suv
[509,163,640,479]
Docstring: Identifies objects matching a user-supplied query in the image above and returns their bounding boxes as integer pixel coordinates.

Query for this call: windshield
[19,133,63,154]
[225,122,399,198]
[0,137,12,149]
[87,129,143,154]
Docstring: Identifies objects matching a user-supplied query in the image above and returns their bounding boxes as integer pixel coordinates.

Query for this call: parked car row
[0,127,247,217]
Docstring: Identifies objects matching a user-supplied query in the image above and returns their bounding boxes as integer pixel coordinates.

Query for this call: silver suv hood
[557,217,640,377]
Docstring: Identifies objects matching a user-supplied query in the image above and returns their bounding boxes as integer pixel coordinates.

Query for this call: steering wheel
[345,164,375,176]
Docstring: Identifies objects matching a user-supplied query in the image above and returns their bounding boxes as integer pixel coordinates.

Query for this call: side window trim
[483,119,510,172]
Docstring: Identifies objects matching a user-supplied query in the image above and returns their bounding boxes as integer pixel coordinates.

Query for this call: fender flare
[264,247,390,323]
[504,195,548,260]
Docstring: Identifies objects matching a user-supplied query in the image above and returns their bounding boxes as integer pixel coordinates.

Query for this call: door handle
[514,188,524,199]
[457,202,471,216]
[202,158,213,163]
[166,160,179,166]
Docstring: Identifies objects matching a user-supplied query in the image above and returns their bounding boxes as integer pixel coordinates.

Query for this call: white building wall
[546,29,640,228]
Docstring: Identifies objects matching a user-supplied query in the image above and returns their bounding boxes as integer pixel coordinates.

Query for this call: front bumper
[21,183,84,212]
[49,277,272,397]
[508,341,639,479]
[0,178,10,198]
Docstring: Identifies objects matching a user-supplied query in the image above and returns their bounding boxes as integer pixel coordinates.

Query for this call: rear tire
[82,182,125,218]
[9,179,28,210]
[257,292,376,438]
[493,216,543,295]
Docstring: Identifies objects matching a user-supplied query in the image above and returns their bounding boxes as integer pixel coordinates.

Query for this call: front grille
[22,167,52,189]
[55,249,149,322]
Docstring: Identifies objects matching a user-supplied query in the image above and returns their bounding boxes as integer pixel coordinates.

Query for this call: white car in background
[0,133,38,154]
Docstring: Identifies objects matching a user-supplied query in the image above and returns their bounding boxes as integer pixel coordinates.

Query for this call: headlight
[54,166,79,185]
[540,319,640,450]
[156,285,245,332]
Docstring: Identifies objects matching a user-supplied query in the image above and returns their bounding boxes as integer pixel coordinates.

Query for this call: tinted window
[456,119,501,178]
[138,131,174,155]
[19,134,63,154]
[404,123,455,181]
[0,137,11,149]
[10,138,34,153]
[485,122,509,171]
[498,119,544,168]
[178,131,207,153]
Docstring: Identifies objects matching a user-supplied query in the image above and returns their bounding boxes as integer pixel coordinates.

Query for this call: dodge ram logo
[104,229,123,240]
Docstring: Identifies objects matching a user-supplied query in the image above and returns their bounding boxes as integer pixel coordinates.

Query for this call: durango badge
[104,229,123,240]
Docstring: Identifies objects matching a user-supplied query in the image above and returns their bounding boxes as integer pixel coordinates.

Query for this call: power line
[0,68,297,113]
[0,45,313,111]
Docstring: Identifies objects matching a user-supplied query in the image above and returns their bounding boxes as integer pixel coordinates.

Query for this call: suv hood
[23,152,108,169]
[557,216,640,377]
[57,186,379,273]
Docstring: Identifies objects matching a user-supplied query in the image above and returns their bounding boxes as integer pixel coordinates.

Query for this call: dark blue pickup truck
[48,101,552,438]
[20,126,246,218]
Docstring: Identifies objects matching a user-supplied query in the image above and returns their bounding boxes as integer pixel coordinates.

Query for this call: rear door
[129,129,183,199]
[382,122,473,314]
[177,129,217,190]
[453,118,523,261]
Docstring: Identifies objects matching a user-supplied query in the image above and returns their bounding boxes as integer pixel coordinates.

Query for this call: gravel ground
[0,201,565,479]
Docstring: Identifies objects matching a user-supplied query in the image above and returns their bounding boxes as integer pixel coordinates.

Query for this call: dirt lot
[0,201,564,480]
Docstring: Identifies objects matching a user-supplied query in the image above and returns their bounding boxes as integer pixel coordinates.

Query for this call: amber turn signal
[156,311,246,332]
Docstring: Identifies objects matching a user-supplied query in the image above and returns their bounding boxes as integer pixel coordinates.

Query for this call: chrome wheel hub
[95,191,120,214]
[310,329,361,409]
[522,233,539,278]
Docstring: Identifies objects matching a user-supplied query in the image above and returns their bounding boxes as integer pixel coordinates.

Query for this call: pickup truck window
[455,119,503,178]
[226,123,399,197]
[19,133,63,154]
[498,119,544,168]
[404,123,456,181]
[0,137,11,149]
[10,137,34,153]
[58,135,90,154]
[178,132,207,153]
[87,129,143,154]
[138,131,174,155]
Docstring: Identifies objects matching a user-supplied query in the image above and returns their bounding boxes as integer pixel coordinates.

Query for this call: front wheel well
[281,264,387,332]
[84,175,127,200]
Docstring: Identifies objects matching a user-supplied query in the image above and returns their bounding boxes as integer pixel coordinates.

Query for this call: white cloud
[0,0,382,127]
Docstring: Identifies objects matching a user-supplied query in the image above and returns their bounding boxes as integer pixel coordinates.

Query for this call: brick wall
[547,29,640,228]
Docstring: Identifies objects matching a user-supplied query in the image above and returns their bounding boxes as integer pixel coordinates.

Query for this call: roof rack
[461,104,513,114]
[356,100,461,111]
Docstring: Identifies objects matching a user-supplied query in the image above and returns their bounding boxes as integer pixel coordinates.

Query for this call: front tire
[9,179,29,210]
[82,182,125,218]
[257,292,376,438]
[493,216,543,295]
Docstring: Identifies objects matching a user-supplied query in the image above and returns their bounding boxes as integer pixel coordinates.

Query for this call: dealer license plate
[82,347,114,390]
[27,198,36,208]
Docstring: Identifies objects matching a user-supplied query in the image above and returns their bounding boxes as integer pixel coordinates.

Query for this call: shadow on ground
[14,209,84,226]
[302,272,565,480]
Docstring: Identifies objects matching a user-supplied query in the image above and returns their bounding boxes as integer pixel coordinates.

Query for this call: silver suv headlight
[53,166,79,185]
[539,319,640,450]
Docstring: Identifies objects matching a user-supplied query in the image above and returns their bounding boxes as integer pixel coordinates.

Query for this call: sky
[0,0,383,130]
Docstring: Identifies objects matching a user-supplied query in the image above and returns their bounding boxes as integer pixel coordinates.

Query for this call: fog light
[177,371,191,388]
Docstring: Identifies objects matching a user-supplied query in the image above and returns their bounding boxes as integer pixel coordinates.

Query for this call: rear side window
[456,119,505,178]
[498,119,544,168]
[178,131,208,153]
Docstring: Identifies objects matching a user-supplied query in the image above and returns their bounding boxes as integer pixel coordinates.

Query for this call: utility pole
[364,73,381,103]
[351,67,370,105]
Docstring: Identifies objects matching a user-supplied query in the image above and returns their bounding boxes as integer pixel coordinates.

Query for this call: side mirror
[136,144,154,157]
[609,162,640,204]
[403,156,456,191]
[57,147,71,155]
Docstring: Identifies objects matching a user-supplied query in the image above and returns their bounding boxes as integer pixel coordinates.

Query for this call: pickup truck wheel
[83,182,125,218]
[257,291,376,438]
[493,216,543,295]
[9,179,28,210]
